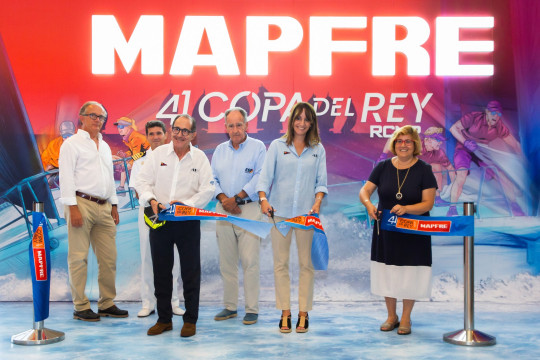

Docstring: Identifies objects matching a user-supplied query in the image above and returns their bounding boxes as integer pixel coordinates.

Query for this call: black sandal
[296,313,309,333]
[279,314,292,333]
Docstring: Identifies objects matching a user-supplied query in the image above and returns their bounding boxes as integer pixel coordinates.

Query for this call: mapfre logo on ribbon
[174,205,226,218]
[395,217,451,233]
[32,225,48,281]
[286,215,324,232]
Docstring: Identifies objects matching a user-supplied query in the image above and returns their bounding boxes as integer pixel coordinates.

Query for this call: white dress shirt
[130,147,153,202]
[59,129,118,206]
[135,143,215,209]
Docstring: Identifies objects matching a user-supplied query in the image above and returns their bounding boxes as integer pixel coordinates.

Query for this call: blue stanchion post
[11,202,65,345]
[443,202,496,346]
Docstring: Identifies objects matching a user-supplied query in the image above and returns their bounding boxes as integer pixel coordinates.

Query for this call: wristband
[258,197,267,205]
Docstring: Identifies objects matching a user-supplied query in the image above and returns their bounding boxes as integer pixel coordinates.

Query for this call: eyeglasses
[490,111,502,117]
[117,124,128,129]
[395,139,413,145]
[172,127,193,136]
[82,113,106,122]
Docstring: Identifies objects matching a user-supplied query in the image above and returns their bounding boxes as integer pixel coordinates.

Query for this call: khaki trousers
[216,202,261,313]
[271,216,314,312]
[65,197,117,311]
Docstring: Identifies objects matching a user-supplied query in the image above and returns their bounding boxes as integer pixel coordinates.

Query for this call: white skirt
[371,261,432,300]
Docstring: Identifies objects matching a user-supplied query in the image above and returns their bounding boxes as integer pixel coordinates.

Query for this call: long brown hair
[283,102,321,147]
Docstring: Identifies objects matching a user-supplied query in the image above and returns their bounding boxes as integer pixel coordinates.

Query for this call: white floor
[2,301,540,359]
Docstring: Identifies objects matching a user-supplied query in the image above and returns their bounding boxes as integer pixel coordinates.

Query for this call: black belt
[76,191,107,205]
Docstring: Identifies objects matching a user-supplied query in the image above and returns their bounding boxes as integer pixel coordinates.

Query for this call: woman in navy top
[258,102,328,333]
[359,125,436,335]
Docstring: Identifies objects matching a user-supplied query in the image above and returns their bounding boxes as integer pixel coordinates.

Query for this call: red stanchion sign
[32,225,48,281]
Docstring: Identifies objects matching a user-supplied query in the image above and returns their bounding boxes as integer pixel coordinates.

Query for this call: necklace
[395,159,412,200]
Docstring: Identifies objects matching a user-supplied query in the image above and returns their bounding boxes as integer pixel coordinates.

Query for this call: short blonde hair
[389,125,422,156]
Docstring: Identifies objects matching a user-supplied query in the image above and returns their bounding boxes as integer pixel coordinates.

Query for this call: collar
[77,129,102,141]
[228,134,250,150]
[165,142,194,157]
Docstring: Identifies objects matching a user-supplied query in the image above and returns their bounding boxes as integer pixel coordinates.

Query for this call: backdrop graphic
[0,0,539,303]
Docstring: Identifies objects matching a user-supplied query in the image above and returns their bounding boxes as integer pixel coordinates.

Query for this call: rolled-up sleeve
[210,146,224,199]
[184,153,215,209]
[257,141,277,195]
[242,142,266,200]
[314,145,328,195]
[134,151,157,206]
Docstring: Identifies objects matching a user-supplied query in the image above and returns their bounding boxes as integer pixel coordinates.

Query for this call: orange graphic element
[32,225,45,249]
[396,217,419,231]
[174,206,197,216]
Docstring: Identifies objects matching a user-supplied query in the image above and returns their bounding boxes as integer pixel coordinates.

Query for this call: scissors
[269,207,277,227]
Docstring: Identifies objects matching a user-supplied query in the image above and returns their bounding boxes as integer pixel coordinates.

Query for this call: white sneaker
[137,308,155,317]
[172,305,185,316]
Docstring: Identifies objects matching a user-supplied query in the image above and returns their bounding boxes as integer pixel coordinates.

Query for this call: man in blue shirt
[211,107,266,325]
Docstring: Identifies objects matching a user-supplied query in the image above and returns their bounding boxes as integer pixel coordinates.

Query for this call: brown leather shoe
[147,322,173,336]
[180,322,196,337]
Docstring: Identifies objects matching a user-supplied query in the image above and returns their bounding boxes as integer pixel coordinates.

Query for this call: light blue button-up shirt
[257,137,328,218]
[211,135,266,201]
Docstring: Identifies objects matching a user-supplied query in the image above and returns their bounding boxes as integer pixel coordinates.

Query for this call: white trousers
[138,206,180,309]
[216,202,261,314]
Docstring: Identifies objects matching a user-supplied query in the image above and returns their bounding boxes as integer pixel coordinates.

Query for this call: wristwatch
[234,195,245,205]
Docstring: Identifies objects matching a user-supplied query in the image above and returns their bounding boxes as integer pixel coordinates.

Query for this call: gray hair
[224,107,247,123]
[79,101,107,117]
[172,114,196,132]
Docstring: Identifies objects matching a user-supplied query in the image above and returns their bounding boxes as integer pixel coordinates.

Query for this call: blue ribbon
[29,211,51,322]
[380,209,474,236]
[158,203,329,270]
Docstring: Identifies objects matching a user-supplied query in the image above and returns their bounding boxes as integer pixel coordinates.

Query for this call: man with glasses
[41,121,76,188]
[211,107,266,325]
[448,100,524,216]
[135,114,214,337]
[130,120,185,318]
[113,116,149,195]
[59,101,128,322]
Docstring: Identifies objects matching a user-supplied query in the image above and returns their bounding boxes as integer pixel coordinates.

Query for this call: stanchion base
[443,329,496,346]
[11,328,65,345]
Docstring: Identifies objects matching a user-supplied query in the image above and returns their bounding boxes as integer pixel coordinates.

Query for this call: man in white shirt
[130,120,184,318]
[211,108,266,325]
[135,114,214,337]
[59,101,128,321]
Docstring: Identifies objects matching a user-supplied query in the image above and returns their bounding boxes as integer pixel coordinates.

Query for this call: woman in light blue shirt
[258,102,328,334]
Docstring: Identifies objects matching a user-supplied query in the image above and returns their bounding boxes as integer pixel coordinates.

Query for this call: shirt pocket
[187,167,201,188]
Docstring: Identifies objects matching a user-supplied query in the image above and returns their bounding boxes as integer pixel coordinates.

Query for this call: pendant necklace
[396,159,411,200]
